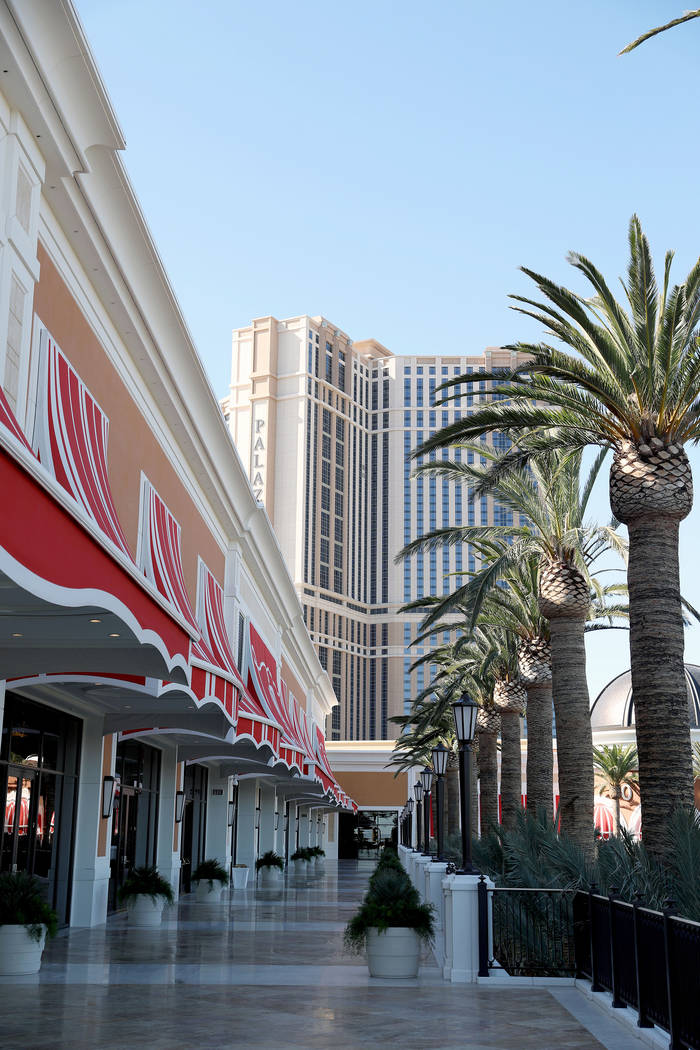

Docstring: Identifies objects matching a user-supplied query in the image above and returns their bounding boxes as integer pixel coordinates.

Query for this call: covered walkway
[0,862,635,1049]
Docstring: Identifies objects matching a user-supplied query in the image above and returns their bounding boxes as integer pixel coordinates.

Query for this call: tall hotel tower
[222,316,525,741]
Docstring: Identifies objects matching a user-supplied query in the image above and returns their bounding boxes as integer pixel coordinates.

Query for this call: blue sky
[76,1,700,698]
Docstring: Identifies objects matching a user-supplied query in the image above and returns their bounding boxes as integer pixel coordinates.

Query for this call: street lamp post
[413,781,423,852]
[420,766,433,855]
[452,694,480,874]
[431,743,449,861]
[407,797,414,849]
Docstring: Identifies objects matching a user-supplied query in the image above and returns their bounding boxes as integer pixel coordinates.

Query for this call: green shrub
[344,868,434,954]
[0,872,58,942]
[118,866,174,906]
[192,859,228,887]
[255,851,284,871]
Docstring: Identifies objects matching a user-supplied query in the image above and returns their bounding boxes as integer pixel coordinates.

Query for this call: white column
[442,873,494,983]
[205,768,229,870]
[297,805,309,849]
[258,780,276,855]
[156,743,180,899]
[236,778,257,869]
[0,681,5,738]
[324,811,338,860]
[70,713,110,927]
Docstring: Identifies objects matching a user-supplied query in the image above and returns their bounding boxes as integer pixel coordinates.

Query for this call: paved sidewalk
[0,861,633,1049]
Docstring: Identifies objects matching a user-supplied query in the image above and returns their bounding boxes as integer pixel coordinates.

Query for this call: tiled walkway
[0,862,639,1049]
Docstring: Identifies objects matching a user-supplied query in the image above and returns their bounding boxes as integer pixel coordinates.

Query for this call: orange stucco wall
[32,244,225,600]
[333,770,407,807]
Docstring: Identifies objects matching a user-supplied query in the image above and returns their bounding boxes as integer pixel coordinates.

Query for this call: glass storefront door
[180,764,207,894]
[0,694,81,925]
[108,741,161,910]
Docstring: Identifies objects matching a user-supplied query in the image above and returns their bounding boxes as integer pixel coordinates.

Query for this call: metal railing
[478,880,578,977]
[575,890,700,1050]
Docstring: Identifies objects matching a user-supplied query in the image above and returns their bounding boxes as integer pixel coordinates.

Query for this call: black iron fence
[478,882,578,977]
[477,880,700,1049]
[575,890,700,1050]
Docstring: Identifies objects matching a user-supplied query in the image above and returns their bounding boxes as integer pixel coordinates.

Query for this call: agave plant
[417,217,700,858]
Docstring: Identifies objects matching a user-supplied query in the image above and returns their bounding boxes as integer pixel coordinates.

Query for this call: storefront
[108,740,162,910]
[0,693,81,925]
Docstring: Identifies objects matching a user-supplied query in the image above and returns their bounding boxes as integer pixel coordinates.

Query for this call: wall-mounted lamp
[102,775,116,819]
[227,799,236,827]
[175,790,185,823]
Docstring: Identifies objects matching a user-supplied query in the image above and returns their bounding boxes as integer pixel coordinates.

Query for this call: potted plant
[344,864,434,978]
[0,871,58,975]
[255,851,284,886]
[290,848,312,872]
[309,846,326,870]
[192,859,228,901]
[118,866,174,926]
[231,863,249,890]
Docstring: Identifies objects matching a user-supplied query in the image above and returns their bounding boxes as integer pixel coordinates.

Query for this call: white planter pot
[258,865,282,886]
[194,880,224,902]
[127,895,166,927]
[292,859,311,873]
[314,857,325,871]
[0,924,47,976]
[366,927,421,979]
[232,867,249,890]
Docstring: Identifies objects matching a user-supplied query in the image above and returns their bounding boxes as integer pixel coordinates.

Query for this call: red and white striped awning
[246,623,308,764]
[0,340,193,681]
[34,332,131,557]
[594,796,616,840]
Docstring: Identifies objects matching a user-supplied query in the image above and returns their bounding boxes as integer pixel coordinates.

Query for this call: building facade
[0,1,353,927]
[223,314,526,741]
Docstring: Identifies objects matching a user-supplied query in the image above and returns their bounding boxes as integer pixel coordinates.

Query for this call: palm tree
[419,217,700,857]
[402,445,626,856]
[593,744,638,835]
[620,10,700,54]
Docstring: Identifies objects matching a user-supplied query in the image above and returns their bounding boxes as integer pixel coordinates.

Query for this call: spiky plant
[416,217,700,857]
[620,10,700,54]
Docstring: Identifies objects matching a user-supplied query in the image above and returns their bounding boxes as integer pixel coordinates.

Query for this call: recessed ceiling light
[90,618,101,623]
[12,632,22,637]
[109,633,120,638]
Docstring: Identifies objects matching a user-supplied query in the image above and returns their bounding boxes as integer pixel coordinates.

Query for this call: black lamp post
[413,781,423,851]
[452,694,479,874]
[420,766,433,854]
[431,742,449,861]
[407,797,414,848]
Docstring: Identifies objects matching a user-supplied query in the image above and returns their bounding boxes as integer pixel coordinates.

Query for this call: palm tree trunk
[477,730,498,836]
[470,736,479,839]
[627,517,694,855]
[526,681,553,824]
[446,751,460,838]
[500,710,522,831]
[548,615,594,859]
[612,787,621,836]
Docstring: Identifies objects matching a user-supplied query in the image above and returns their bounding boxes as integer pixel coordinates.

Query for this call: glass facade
[0,694,81,926]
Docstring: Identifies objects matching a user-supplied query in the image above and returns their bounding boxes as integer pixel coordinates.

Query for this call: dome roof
[590,664,700,730]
